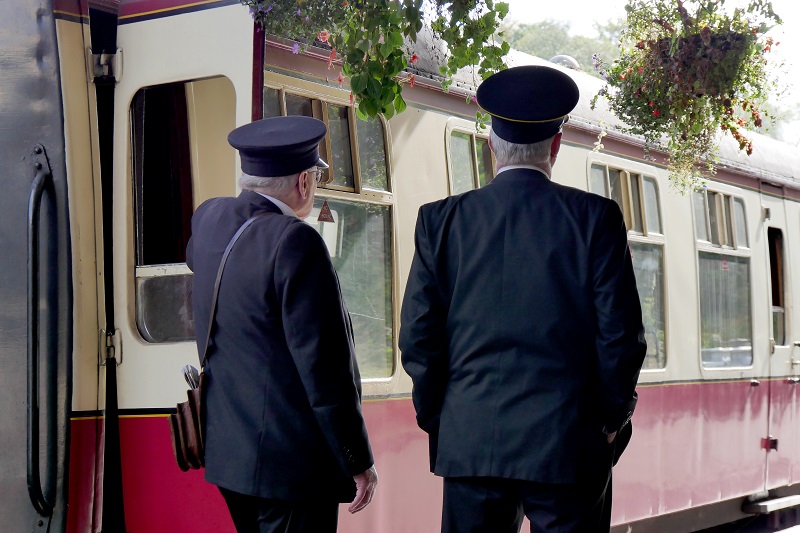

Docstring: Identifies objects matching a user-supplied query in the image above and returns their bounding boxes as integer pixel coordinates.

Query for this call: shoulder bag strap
[200,214,264,368]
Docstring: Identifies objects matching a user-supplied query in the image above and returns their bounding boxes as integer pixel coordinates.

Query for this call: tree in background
[502,13,796,146]
[501,19,624,77]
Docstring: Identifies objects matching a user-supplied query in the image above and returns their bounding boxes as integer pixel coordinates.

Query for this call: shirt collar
[255,192,297,217]
[495,164,550,179]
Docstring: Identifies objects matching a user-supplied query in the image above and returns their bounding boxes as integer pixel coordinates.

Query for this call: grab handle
[27,146,55,517]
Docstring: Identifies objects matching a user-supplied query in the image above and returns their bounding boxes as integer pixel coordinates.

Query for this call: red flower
[409,74,416,88]
[349,92,354,104]
[328,48,336,69]
[410,53,419,65]
[318,30,330,43]
[653,110,660,116]
[337,72,344,87]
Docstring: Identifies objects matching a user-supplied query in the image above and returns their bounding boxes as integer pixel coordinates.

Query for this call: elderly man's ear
[550,132,563,160]
[297,170,312,200]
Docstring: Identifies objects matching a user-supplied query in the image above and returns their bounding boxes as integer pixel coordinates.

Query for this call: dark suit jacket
[186,190,373,502]
[399,168,646,484]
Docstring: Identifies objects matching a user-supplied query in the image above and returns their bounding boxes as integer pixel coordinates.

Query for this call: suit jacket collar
[238,189,285,215]
[489,166,551,186]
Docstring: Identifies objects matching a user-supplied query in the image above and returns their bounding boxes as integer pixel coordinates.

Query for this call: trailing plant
[241,0,510,121]
[592,0,782,190]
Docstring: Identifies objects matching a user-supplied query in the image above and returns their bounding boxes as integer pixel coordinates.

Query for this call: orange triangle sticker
[318,199,335,223]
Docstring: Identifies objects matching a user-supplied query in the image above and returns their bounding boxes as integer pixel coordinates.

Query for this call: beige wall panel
[186,76,238,206]
[56,19,101,412]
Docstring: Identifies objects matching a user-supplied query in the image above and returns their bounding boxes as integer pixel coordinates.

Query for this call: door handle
[787,377,800,385]
[27,149,55,517]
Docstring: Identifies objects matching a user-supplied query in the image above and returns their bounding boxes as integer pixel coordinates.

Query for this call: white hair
[490,129,554,167]
[238,170,308,194]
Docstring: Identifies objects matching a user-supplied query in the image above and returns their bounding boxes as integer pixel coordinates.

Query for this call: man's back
[400,168,646,484]
[187,191,373,501]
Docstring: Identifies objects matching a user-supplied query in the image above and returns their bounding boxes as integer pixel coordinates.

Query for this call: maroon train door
[762,183,798,488]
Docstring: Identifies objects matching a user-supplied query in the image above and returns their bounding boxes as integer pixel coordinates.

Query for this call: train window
[589,164,606,195]
[447,130,495,194]
[285,93,314,117]
[131,83,195,343]
[698,253,753,367]
[733,198,748,247]
[265,83,390,194]
[629,174,644,233]
[608,169,625,217]
[768,228,786,345]
[630,242,666,369]
[643,177,662,234]
[450,132,476,194]
[588,164,660,236]
[707,192,724,245]
[264,87,282,118]
[476,138,493,187]
[694,190,747,249]
[696,191,752,367]
[326,103,356,189]
[131,77,236,343]
[356,117,389,191]
[589,163,666,369]
[694,192,709,241]
[308,198,394,378]
[263,74,395,378]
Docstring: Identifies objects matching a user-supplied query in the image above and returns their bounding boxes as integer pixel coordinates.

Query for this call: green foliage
[593,0,782,190]
[500,18,623,77]
[242,0,510,120]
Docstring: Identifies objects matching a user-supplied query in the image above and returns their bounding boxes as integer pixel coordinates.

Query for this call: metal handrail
[27,159,54,517]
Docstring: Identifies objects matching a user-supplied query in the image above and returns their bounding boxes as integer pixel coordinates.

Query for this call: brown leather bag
[168,373,205,471]
[168,215,263,472]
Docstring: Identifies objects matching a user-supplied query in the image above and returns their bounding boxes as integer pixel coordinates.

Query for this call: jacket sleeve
[399,207,449,439]
[591,201,647,433]
[276,222,373,476]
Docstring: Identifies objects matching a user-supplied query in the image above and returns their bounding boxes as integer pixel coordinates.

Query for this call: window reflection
[699,252,752,367]
[309,198,394,378]
[630,242,666,369]
[450,132,474,194]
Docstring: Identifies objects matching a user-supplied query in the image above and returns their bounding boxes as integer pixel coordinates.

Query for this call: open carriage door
[0,0,73,530]
[762,182,799,489]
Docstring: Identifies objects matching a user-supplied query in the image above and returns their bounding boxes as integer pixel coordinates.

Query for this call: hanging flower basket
[593,0,782,190]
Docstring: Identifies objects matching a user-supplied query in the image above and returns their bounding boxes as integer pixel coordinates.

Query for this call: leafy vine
[241,0,510,121]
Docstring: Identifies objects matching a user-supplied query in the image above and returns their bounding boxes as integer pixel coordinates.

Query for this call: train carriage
[2,0,800,531]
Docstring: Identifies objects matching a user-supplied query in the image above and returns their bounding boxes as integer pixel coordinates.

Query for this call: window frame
[263,72,393,196]
[693,188,754,370]
[587,158,668,372]
[129,76,237,344]
[589,162,663,238]
[444,119,495,195]
[693,189,750,253]
[263,70,398,383]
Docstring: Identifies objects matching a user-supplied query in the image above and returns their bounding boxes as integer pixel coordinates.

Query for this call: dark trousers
[442,472,612,533]
[219,487,339,533]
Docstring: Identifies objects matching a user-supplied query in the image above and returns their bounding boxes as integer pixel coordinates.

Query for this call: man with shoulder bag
[186,116,378,533]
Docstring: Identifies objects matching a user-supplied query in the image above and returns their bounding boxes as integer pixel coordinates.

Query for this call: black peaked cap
[476,65,580,144]
[228,116,327,177]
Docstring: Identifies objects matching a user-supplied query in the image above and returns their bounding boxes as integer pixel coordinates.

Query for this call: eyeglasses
[308,167,330,185]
